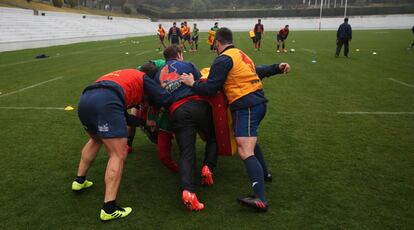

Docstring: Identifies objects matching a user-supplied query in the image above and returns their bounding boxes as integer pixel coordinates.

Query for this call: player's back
[155,60,200,103]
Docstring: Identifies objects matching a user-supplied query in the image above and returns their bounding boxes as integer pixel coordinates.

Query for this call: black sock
[243,155,267,202]
[277,45,279,50]
[103,200,117,213]
[282,44,285,49]
[254,144,269,176]
[75,176,86,184]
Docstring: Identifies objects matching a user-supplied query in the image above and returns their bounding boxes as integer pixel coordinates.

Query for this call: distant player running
[277,25,289,53]
[168,22,182,45]
[157,24,166,51]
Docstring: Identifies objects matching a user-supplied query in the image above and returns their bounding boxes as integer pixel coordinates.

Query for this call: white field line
[337,112,414,115]
[0,106,64,110]
[0,76,62,98]
[301,48,317,54]
[135,50,154,56]
[388,78,414,88]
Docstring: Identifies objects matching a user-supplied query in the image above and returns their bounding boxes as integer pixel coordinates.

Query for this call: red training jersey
[278,28,289,38]
[96,69,145,109]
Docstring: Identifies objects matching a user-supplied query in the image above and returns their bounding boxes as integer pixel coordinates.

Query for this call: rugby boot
[182,190,204,211]
[100,206,132,221]
[71,180,93,191]
[237,196,268,212]
[201,165,213,186]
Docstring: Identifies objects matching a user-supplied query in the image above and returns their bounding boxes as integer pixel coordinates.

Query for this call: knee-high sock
[243,155,267,202]
[254,144,269,176]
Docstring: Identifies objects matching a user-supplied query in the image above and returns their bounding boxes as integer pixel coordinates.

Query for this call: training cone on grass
[64,106,74,111]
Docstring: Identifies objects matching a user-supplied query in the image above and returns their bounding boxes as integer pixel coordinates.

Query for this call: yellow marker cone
[64,106,74,111]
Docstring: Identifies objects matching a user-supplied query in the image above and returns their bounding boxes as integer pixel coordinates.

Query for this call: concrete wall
[1,7,413,52]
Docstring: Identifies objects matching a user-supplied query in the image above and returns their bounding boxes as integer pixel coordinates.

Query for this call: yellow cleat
[71,180,93,191]
[100,207,132,221]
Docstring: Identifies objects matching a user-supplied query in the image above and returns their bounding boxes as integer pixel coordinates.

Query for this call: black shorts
[191,36,198,42]
[78,83,127,138]
[277,35,286,42]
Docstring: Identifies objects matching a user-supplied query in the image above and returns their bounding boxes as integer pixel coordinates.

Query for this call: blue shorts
[78,83,128,138]
[231,103,266,137]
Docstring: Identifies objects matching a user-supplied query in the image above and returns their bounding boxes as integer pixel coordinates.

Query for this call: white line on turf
[135,50,154,56]
[0,106,64,110]
[0,77,63,98]
[337,112,414,115]
[387,78,414,88]
[301,48,317,54]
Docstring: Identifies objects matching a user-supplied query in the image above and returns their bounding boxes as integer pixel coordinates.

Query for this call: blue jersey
[154,59,201,103]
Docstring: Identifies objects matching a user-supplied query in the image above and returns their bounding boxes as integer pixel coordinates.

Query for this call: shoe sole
[237,199,268,212]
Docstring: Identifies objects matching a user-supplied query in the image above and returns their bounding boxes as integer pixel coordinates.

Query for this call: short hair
[163,45,182,60]
[215,27,233,45]
[258,19,261,22]
[214,22,218,26]
[140,62,158,79]
[285,25,289,28]
[344,17,349,22]
[173,22,176,26]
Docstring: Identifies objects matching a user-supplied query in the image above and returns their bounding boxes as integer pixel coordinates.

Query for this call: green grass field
[0,29,413,229]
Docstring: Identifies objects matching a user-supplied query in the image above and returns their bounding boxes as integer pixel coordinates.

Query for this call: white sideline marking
[337,112,414,115]
[0,77,63,98]
[388,78,414,88]
[0,106,64,110]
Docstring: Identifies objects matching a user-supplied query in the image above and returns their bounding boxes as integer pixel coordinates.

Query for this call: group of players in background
[157,19,290,53]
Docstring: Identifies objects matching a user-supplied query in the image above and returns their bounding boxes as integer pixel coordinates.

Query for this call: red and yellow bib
[220,48,263,104]
[96,69,144,108]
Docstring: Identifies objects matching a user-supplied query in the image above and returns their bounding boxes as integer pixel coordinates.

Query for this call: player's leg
[336,39,343,57]
[157,130,179,172]
[100,137,132,220]
[256,33,261,50]
[344,39,349,57]
[233,104,268,211]
[196,102,217,186]
[73,89,102,191]
[72,134,101,190]
[254,144,271,182]
[277,37,281,52]
[171,101,204,211]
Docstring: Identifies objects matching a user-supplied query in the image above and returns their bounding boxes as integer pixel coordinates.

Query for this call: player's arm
[143,76,173,107]
[256,63,290,80]
[181,55,232,95]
